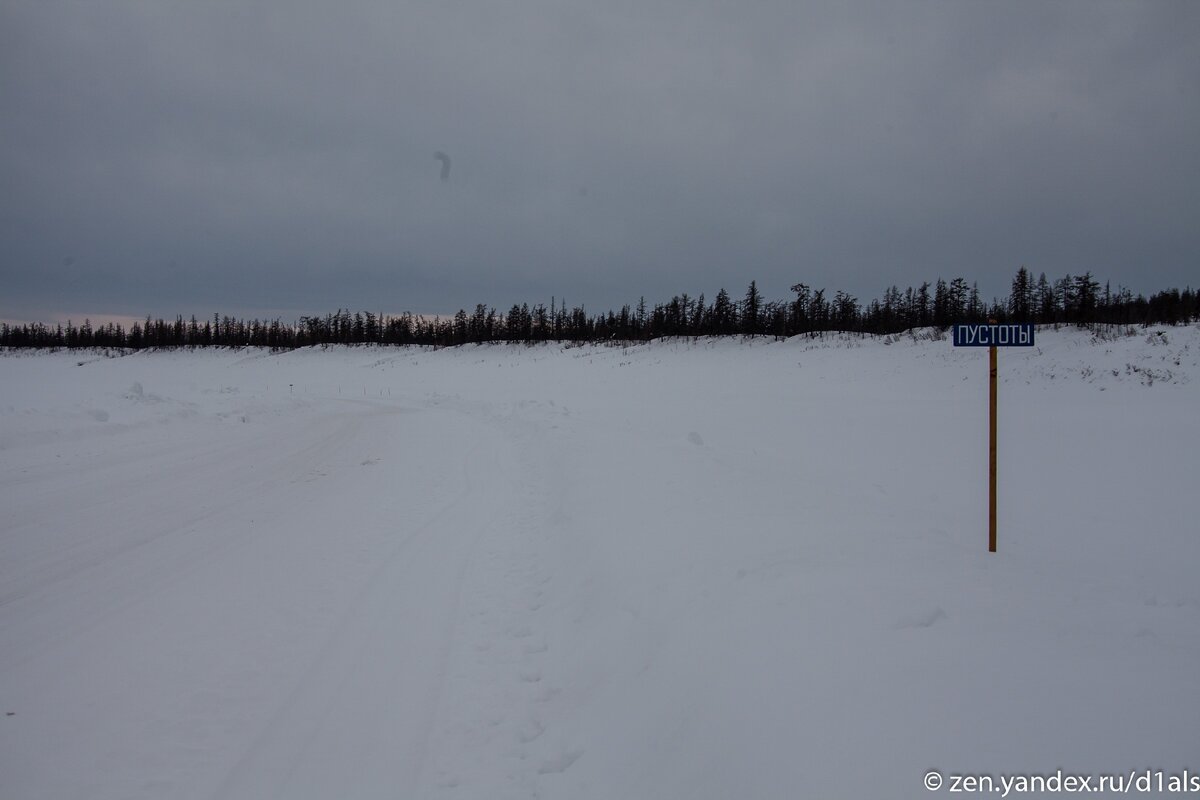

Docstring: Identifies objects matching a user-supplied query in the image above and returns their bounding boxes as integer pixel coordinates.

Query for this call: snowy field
[1,326,1198,799]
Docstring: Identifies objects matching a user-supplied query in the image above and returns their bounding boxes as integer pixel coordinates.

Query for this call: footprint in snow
[895,607,947,630]
[532,685,560,704]
[538,750,584,775]
[517,719,545,743]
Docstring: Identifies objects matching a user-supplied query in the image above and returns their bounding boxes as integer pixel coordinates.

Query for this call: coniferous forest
[2,268,1196,350]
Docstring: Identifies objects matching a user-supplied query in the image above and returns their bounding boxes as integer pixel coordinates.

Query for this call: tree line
[2,268,1195,350]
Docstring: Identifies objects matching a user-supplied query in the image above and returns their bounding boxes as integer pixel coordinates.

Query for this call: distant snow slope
[2,325,1198,799]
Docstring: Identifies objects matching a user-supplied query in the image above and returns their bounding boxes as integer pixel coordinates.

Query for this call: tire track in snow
[0,411,372,673]
[211,408,521,800]
[0,401,469,799]
[416,400,587,798]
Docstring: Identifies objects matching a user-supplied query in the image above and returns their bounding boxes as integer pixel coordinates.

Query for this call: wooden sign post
[952,322,1035,552]
[989,336,997,552]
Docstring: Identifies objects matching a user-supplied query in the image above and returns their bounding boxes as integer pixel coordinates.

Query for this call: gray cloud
[2,0,1197,319]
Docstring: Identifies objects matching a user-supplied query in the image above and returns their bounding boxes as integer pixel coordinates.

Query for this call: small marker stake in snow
[953,322,1034,552]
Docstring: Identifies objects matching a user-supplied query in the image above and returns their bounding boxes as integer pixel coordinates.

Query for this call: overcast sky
[2,0,1197,322]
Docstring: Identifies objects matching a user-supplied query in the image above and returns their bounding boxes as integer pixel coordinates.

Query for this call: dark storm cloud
[1,0,1197,319]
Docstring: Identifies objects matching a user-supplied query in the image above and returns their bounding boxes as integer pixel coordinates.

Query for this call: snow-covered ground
[2,325,1198,799]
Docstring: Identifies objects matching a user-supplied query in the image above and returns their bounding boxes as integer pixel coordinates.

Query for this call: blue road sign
[952,323,1035,347]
